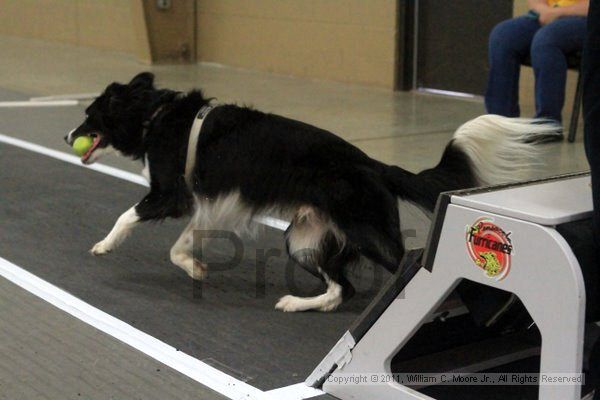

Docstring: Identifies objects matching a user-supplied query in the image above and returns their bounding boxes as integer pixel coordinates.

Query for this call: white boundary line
[0,100,79,107]
[264,383,323,399]
[30,92,99,102]
[0,133,149,187]
[0,133,289,229]
[254,215,290,231]
[0,132,319,400]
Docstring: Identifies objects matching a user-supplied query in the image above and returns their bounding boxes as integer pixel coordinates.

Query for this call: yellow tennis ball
[73,136,94,157]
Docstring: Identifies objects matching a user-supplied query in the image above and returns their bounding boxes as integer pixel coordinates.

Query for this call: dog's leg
[275,207,355,312]
[276,267,344,312]
[91,205,139,255]
[170,217,207,280]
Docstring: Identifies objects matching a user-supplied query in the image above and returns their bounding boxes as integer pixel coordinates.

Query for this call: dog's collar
[184,105,213,190]
[141,93,184,138]
[141,105,166,138]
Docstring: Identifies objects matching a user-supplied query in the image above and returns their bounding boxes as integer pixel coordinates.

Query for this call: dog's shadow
[107,257,383,314]
[102,224,387,313]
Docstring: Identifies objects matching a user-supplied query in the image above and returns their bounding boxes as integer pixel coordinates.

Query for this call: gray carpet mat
[0,143,386,390]
[0,277,228,400]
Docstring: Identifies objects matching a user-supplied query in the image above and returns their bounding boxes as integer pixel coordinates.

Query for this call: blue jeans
[485,15,587,122]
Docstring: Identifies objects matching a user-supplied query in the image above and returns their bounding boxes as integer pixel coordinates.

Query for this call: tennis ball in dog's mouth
[73,136,94,157]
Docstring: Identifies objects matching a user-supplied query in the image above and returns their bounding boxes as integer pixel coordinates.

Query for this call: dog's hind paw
[90,240,112,256]
[275,294,342,312]
[188,259,207,281]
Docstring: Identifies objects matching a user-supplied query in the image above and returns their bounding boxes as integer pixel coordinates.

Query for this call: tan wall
[195,0,399,88]
[0,0,138,54]
[513,1,579,120]
[0,0,399,88]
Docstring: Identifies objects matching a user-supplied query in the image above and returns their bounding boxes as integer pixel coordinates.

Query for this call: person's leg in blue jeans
[531,16,587,122]
[485,16,540,117]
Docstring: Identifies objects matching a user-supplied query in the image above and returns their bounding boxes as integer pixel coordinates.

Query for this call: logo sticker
[466,217,513,281]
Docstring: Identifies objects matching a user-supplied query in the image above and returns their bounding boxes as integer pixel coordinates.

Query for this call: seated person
[485,0,589,137]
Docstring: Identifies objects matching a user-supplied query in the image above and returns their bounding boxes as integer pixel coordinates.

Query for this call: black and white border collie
[65,72,559,312]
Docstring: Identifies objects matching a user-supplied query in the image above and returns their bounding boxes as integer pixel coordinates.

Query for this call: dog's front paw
[275,295,304,312]
[90,240,112,256]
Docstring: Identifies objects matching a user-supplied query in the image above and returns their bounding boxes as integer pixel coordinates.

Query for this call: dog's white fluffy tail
[452,114,561,186]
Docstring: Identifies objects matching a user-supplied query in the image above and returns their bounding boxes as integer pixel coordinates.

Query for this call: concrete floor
[0,34,593,400]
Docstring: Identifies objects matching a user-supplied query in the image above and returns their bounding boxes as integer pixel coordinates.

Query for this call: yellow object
[73,136,94,157]
[547,0,580,7]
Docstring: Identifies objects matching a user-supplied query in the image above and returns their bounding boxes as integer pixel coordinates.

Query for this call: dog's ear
[128,72,155,89]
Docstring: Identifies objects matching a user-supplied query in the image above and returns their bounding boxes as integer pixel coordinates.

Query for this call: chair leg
[569,70,584,143]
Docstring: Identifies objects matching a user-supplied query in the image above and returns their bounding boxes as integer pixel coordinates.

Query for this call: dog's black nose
[64,135,69,144]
